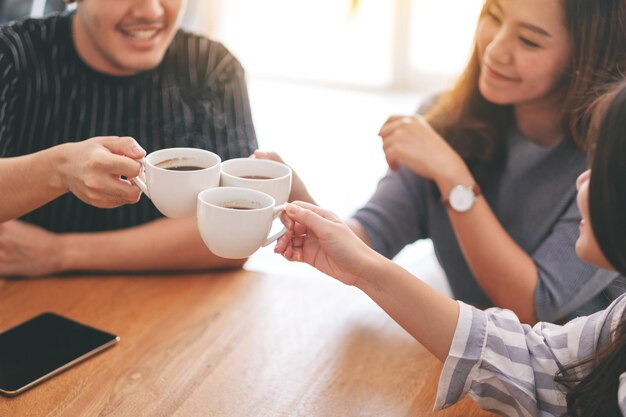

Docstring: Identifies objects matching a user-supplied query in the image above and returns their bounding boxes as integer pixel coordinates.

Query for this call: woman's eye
[519,37,540,48]
[487,10,502,23]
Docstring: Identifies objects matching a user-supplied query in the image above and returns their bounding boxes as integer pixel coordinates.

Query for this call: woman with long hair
[275,79,626,416]
[256,0,626,323]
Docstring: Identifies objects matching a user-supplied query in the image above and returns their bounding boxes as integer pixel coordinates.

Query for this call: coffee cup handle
[262,204,287,247]
[132,158,150,199]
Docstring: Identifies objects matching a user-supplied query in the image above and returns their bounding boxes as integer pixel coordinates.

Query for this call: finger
[120,180,143,203]
[380,115,406,130]
[252,150,284,163]
[99,136,146,159]
[281,246,295,262]
[292,220,308,236]
[96,177,143,207]
[290,235,306,248]
[284,245,304,263]
[381,132,404,167]
[275,229,294,253]
[379,116,414,137]
[383,145,400,172]
[284,203,337,238]
[279,211,294,230]
[276,236,295,261]
[98,152,144,179]
[290,201,341,223]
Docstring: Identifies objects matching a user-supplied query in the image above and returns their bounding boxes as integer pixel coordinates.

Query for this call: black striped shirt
[0,12,258,232]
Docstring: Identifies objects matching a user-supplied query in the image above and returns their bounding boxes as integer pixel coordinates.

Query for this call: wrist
[353,250,392,293]
[45,143,72,194]
[434,156,474,197]
[57,233,80,272]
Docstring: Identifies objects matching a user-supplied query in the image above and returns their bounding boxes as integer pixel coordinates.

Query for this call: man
[0,0,258,276]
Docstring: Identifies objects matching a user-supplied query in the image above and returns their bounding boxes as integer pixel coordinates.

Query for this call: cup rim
[198,186,276,212]
[146,148,222,173]
[220,158,292,182]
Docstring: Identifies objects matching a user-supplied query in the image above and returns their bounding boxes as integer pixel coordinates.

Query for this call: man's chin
[113,55,165,75]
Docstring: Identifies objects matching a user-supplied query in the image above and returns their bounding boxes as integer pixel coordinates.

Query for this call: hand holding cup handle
[262,204,287,247]
[197,187,287,259]
[132,158,150,198]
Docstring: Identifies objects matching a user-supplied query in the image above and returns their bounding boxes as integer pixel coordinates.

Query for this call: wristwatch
[442,184,481,212]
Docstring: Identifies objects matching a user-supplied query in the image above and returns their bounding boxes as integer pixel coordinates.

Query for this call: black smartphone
[0,312,119,396]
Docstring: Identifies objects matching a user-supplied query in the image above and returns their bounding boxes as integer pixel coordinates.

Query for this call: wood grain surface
[0,270,496,417]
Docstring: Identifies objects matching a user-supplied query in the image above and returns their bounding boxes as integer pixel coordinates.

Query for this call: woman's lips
[484,64,520,82]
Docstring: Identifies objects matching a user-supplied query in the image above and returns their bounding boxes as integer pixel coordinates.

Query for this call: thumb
[101,136,146,159]
[253,150,284,163]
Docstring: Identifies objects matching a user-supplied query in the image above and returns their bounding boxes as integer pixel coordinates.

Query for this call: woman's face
[575,170,613,269]
[476,0,572,107]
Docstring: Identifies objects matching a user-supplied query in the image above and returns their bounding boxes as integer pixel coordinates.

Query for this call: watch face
[449,185,475,212]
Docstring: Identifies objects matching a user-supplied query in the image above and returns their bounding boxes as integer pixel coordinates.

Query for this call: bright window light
[205,0,394,88]
[410,0,483,79]
[183,0,485,91]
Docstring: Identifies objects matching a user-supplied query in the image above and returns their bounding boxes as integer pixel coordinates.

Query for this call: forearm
[0,146,67,222]
[357,255,459,361]
[449,201,537,320]
[59,217,245,272]
[346,219,374,248]
[437,166,538,323]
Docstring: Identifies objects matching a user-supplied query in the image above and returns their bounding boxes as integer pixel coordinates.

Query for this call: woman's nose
[484,28,514,66]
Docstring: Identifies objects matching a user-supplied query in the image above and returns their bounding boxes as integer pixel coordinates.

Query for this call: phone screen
[0,312,119,396]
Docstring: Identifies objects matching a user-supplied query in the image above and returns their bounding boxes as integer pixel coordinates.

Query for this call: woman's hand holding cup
[275,201,383,287]
[251,150,316,204]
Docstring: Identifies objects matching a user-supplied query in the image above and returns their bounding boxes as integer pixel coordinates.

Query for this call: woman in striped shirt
[275,79,626,416]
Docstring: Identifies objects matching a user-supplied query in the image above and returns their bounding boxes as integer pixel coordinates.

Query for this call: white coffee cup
[220,158,292,204]
[197,187,286,259]
[133,148,221,218]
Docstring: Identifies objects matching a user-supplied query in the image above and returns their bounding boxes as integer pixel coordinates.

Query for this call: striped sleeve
[435,295,626,416]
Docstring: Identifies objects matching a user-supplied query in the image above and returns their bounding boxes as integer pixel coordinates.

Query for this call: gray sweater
[353,129,621,322]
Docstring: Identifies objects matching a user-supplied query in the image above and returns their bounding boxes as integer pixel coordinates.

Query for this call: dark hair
[425,0,626,186]
[555,80,626,417]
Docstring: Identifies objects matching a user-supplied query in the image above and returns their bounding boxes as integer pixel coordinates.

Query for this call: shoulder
[416,93,443,115]
[0,13,67,72]
[168,30,245,86]
[602,293,626,343]
[573,293,626,354]
[0,13,66,48]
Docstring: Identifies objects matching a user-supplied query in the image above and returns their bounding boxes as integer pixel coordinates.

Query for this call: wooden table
[0,269,495,417]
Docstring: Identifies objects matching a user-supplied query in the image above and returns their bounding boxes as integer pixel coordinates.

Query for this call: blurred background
[0,0,485,293]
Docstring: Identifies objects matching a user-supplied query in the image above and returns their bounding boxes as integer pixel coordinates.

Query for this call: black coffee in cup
[221,205,255,210]
[238,175,274,180]
[164,165,205,171]
[219,200,260,210]
[155,158,204,171]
